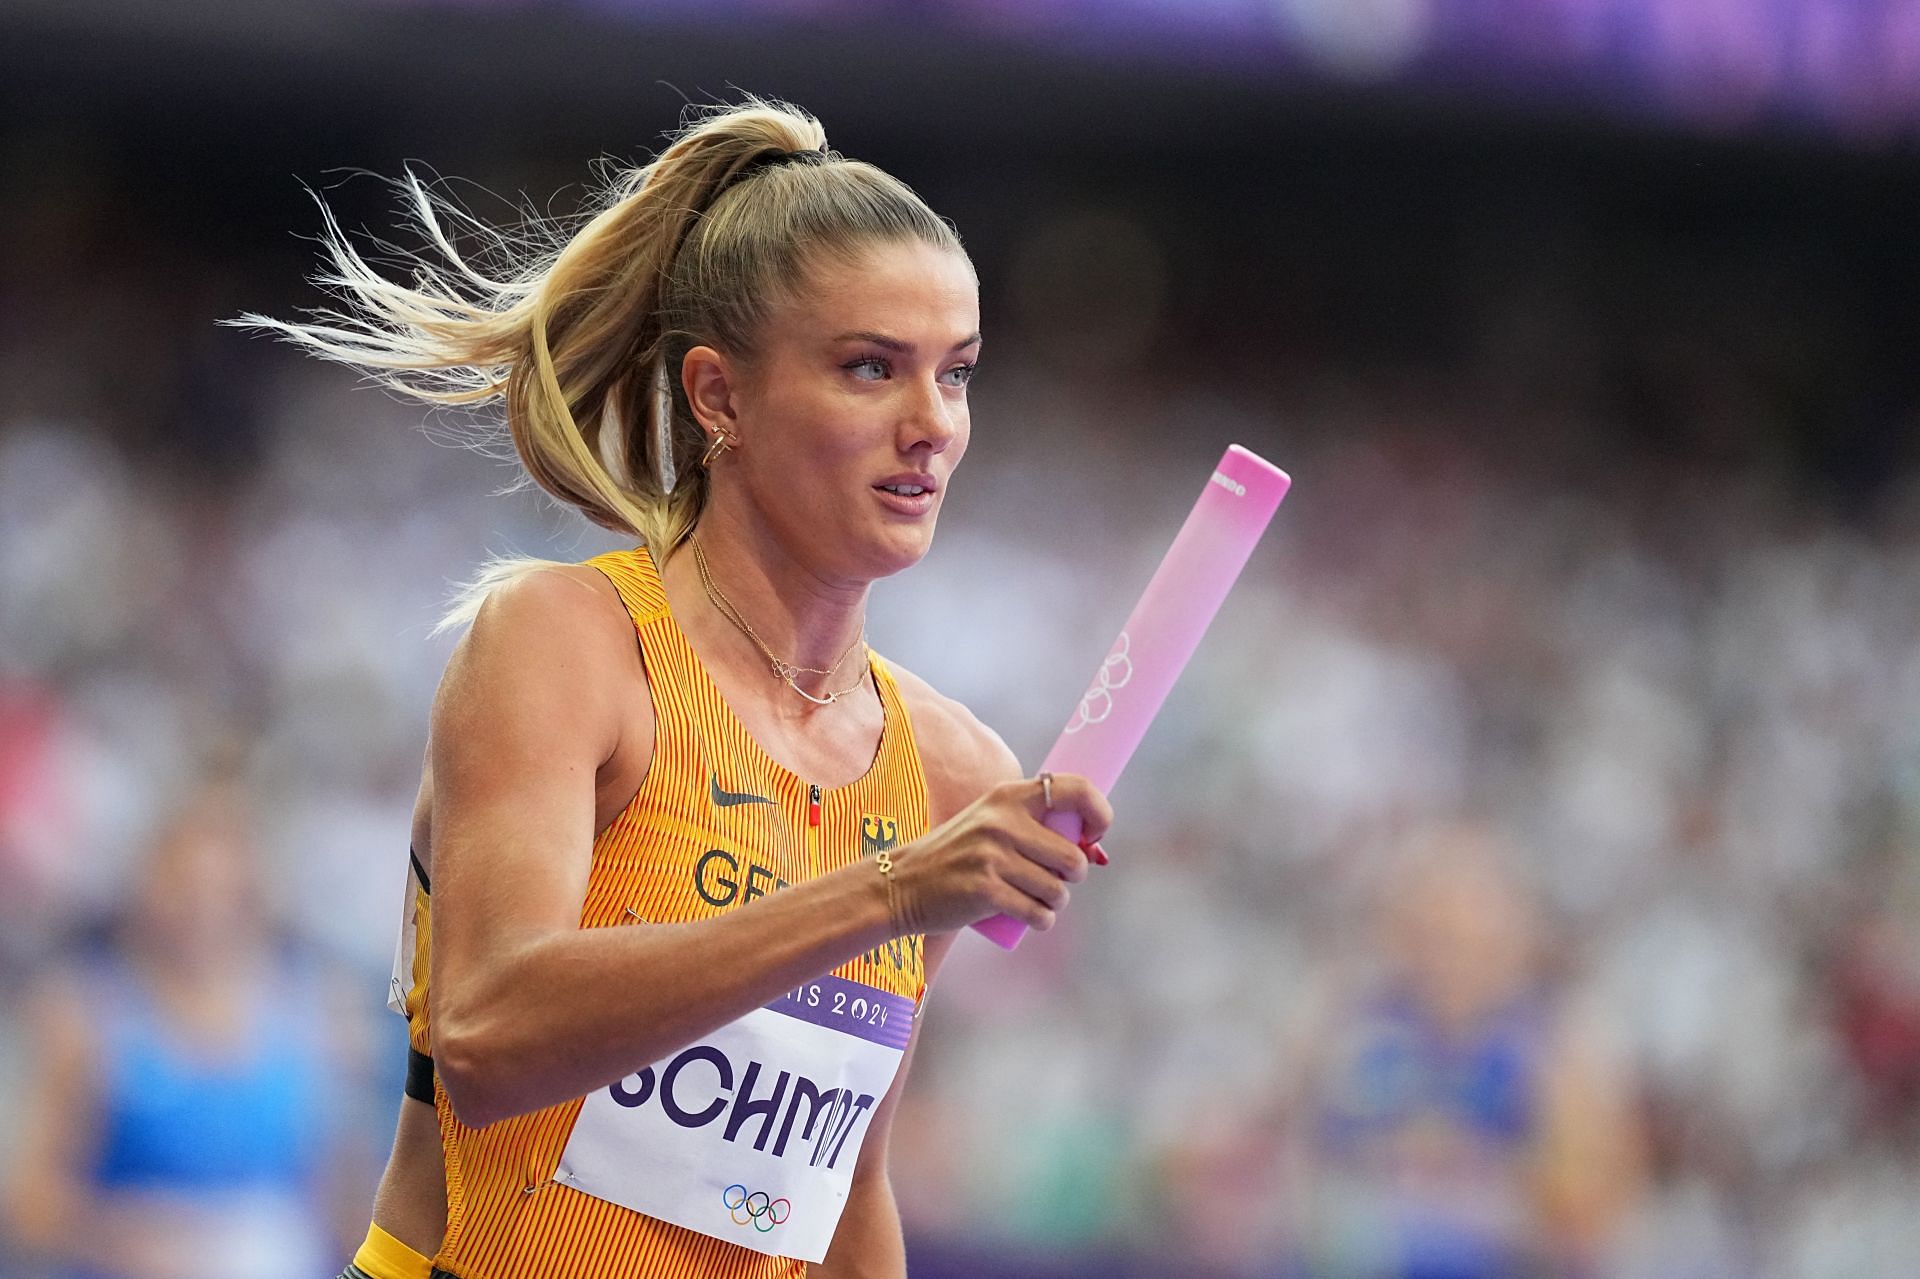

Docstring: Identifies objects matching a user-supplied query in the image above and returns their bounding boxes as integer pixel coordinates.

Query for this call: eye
[845,356,890,381]
[941,362,978,388]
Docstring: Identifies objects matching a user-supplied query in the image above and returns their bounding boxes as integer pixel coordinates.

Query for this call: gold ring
[1039,772,1054,810]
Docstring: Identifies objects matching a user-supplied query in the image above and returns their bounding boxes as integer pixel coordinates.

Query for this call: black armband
[404,1046,436,1104]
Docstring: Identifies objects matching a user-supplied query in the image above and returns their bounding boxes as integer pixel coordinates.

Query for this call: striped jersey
[399,544,930,1278]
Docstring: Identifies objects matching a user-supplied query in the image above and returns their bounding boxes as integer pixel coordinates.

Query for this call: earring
[702,429,737,468]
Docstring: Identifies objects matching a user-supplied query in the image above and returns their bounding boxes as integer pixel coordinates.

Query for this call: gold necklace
[688,535,870,707]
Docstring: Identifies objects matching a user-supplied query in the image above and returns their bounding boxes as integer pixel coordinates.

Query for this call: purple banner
[451,0,1920,140]
[770,974,914,1051]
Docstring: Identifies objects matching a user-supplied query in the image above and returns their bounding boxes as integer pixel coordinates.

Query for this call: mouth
[873,476,939,517]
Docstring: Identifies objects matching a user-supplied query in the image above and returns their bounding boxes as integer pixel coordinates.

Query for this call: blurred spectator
[1,781,361,1279]
[1294,823,1644,1279]
[1827,851,1920,1138]
[3,74,1918,1277]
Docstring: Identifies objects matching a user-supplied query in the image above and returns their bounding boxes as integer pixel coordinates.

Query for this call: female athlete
[243,97,1113,1278]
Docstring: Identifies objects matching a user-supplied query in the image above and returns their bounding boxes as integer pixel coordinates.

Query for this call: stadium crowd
[2,138,1917,1278]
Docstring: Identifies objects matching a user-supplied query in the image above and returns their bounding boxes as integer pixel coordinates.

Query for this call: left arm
[1532,1005,1647,1267]
[812,932,956,1278]
[814,676,1030,1278]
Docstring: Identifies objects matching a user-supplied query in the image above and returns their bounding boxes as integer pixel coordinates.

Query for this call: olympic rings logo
[1064,632,1133,734]
[723,1183,792,1232]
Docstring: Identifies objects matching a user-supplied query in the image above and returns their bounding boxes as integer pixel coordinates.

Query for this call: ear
[682,345,743,441]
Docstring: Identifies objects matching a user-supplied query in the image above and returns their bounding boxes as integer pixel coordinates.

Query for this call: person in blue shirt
[3,780,355,1279]
[1302,822,1645,1279]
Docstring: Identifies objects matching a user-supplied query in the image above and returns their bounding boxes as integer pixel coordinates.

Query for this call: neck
[666,510,872,702]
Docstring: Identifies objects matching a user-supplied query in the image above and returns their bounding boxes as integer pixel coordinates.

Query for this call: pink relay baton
[972,444,1292,951]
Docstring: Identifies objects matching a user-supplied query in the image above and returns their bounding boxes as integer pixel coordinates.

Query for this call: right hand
[887,773,1113,935]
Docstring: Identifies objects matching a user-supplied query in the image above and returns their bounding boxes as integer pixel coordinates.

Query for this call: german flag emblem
[860,814,900,857]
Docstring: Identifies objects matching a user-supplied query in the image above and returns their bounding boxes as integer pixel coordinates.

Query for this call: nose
[897,373,962,456]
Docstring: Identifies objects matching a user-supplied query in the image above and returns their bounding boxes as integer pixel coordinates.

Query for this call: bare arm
[1532,1007,1646,1264]
[430,571,1109,1128]
[810,936,952,1279]
[814,693,1037,1278]
[2,977,94,1258]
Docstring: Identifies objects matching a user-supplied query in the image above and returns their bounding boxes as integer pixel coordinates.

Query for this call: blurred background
[3,2,1919,1276]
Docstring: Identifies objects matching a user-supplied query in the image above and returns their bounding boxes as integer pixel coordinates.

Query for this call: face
[136,787,263,958]
[1386,830,1536,1021]
[690,237,980,582]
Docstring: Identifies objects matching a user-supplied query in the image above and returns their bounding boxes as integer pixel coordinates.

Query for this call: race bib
[555,972,912,1263]
[386,859,423,1016]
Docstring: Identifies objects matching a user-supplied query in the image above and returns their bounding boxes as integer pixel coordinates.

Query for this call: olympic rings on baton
[723,1183,793,1231]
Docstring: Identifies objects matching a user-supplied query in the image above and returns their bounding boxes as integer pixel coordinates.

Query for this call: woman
[244,97,1113,1278]
[2,782,347,1279]
[1301,824,1643,1277]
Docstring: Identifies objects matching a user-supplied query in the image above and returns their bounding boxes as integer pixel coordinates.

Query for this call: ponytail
[231,94,963,629]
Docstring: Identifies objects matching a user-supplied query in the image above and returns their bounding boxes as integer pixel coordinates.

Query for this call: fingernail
[1082,839,1109,866]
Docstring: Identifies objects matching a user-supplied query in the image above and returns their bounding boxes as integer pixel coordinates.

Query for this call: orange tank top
[415,545,930,1279]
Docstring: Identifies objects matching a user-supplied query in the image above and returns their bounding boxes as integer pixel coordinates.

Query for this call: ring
[1039,772,1054,810]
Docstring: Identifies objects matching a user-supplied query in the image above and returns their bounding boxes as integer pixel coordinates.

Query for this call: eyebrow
[832,329,983,353]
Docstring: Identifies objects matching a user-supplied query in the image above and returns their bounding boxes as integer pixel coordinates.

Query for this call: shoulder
[468,560,635,639]
[433,561,648,761]
[448,562,639,687]
[20,967,100,1076]
[883,660,1023,824]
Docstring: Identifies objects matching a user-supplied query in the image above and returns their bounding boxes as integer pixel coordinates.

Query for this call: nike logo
[711,774,775,808]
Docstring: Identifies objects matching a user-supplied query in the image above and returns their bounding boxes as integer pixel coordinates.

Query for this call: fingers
[1000,856,1073,913]
[993,889,1056,931]
[1004,772,1111,881]
[992,865,1066,931]
[1025,772,1114,845]
[1012,823,1091,884]
[898,776,1115,934]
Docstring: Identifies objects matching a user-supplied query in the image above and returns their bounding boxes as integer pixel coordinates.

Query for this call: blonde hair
[232,95,965,628]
